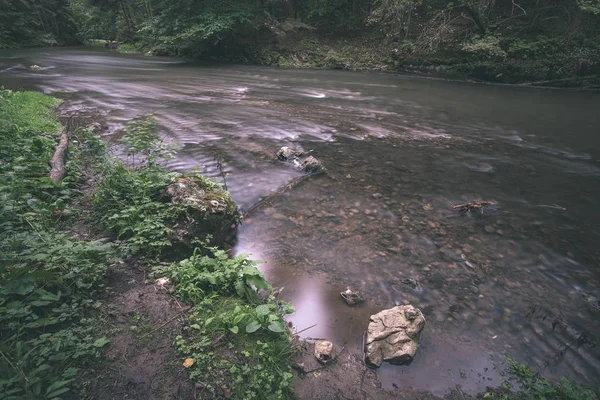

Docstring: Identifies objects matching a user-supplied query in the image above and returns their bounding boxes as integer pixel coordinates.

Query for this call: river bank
[91,29,600,89]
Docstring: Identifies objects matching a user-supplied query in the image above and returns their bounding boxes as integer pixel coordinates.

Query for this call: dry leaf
[183,358,194,368]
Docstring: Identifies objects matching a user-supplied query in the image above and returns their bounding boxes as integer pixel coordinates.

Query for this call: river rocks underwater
[1,47,599,395]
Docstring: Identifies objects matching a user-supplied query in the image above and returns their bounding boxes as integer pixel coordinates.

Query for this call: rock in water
[302,156,323,173]
[340,288,365,306]
[365,305,425,367]
[314,340,336,364]
[30,65,41,70]
[165,175,239,249]
[277,146,296,160]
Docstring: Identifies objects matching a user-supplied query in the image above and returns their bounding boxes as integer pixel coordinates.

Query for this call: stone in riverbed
[314,340,336,364]
[302,156,323,173]
[277,146,297,160]
[365,305,425,367]
[340,288,365,306]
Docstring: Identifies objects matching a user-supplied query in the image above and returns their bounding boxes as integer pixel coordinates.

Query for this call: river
[1,47,599,395]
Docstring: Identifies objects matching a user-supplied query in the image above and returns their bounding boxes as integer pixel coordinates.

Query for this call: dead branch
[452,201,497,214]
[49,117,74,184]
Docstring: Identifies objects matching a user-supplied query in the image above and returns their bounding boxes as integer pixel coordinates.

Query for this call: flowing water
[2,47,599,395]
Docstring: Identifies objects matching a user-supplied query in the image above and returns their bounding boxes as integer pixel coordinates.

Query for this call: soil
[75,262,194,400]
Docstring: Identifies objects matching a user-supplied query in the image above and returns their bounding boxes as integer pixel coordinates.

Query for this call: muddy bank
[75,263,194,400]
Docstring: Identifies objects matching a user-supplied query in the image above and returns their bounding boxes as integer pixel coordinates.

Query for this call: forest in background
[1,0,600,84]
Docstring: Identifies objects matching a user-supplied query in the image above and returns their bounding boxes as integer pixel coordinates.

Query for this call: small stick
[140,309,190,338]
[295,324,317,336]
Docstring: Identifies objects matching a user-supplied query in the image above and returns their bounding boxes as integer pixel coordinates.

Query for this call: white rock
[277,146,296,160]
[365,305,425,367]
[314,340,336,364]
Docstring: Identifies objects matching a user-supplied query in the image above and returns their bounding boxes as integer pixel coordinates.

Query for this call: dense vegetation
[0,89,117,398]
[2,0,599,84]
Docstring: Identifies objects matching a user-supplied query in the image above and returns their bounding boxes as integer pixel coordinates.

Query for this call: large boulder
[165,175,239,249]
[364,305,425,368]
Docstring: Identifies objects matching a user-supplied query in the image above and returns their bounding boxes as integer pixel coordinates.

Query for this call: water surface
[2,47,599,395]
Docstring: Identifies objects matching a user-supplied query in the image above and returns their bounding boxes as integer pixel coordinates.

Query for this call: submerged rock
[165,175,239,249]
[302,156,323,173]
[314,340,336,364]
[276,147,324,173]
[365,305,425,367]
[340,287,365,306]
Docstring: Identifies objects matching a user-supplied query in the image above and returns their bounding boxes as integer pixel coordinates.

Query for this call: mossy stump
[165,175,239,249]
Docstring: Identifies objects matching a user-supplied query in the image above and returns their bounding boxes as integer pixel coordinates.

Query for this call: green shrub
[0,89,117,399]
[155,246,295,399]
[461,35,507,60]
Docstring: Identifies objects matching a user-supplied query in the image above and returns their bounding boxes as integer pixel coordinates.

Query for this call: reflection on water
[1,47,599,395]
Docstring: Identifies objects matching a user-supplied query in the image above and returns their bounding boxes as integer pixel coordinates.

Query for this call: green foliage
[116,43,139,53]
[92,115,180,258]
[120,115,175,166]
[505,36,563,59]
[482,358,598,400]
[0,90,61,134]
[156,246,273,303]
[92,161,179,257]
[0,0,79,48]
[0,89,117,399]
[156,246,295,399]
[461,35,507,60]
[578,0,600,14]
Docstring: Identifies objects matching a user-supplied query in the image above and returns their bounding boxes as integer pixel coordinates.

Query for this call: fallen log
[49,118,73,184]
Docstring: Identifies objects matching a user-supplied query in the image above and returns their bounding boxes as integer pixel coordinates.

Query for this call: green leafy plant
[461,35,507,60]
[154,245,295,398]
[482,358,598,400]
[92,161,179,257]
[0,89,117,399]
[158,246,271,302]
[120,115,175,167]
